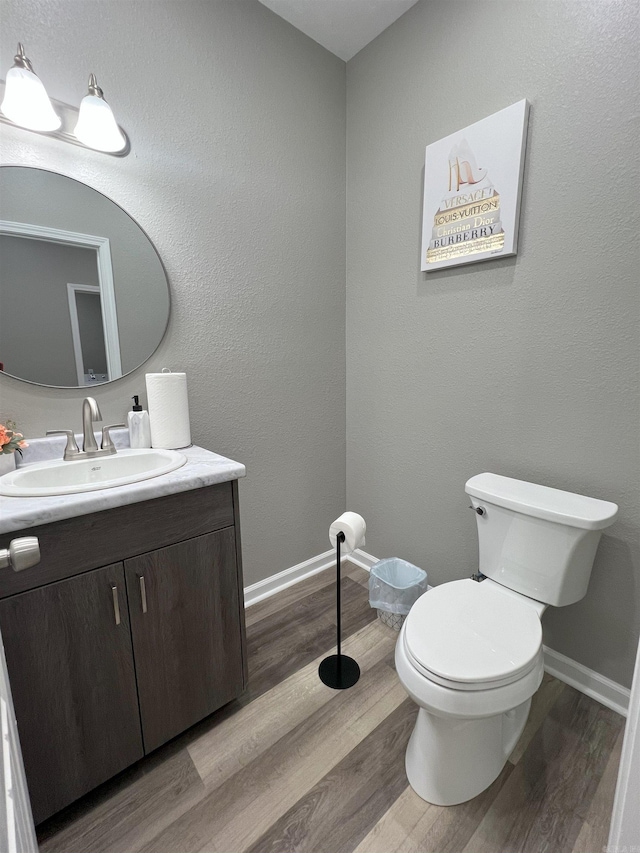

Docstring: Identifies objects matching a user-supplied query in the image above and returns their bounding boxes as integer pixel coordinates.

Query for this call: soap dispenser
[128,396,151,448]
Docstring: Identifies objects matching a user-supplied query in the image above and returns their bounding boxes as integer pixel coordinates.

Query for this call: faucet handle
[101,424,126,453]
[46,430,80,460]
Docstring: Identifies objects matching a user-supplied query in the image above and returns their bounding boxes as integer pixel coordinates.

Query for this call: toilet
[395,472,618,806]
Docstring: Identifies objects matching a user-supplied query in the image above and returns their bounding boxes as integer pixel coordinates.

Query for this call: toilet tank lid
[465,473,618,530]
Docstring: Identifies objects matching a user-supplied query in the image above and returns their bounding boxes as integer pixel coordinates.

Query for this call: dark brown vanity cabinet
[0,482,247,824]
[0,562,143,824]
[125,528,244,752]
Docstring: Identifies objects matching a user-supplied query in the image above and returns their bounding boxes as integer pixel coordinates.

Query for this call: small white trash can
[369,557,428,631]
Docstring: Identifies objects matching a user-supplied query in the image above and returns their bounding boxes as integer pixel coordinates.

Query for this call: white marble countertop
[0,430,245,535]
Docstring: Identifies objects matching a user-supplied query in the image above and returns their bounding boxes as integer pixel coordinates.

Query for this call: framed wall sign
[421,99,530,272]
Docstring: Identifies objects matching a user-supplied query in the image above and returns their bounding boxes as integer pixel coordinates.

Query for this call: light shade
[73,76,126,153]
[1,60,61,132]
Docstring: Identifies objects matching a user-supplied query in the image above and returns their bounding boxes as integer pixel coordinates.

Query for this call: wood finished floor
[37,563,625,853]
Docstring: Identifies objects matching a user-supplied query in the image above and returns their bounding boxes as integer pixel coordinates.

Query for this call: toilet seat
[403,636,539,691]
[404,579,542,691]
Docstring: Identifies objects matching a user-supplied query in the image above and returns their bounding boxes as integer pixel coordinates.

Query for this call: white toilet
[395,472,618,806]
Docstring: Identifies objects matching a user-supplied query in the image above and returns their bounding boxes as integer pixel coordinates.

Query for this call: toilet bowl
[395,472,618,806]
[395,578,545,805]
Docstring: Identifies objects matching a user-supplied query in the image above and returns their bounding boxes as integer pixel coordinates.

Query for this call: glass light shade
[0,65,61,131]
[73,94,126,153]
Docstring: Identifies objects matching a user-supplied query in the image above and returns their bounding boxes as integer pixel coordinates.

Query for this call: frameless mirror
[0,166,170,387]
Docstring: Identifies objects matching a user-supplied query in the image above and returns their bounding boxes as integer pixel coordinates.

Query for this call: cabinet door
[125,528,244,753]
[0,563,143,824]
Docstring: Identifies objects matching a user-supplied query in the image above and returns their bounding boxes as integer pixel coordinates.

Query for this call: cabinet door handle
[111,585,121,625]
[139,576,148,614]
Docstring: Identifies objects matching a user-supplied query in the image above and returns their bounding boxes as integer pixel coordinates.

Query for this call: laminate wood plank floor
[37,564,625,853]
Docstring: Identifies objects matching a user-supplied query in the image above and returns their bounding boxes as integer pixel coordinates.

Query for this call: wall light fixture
[74,74,127,153]
[0,43,130,156]
[0,43,61,132]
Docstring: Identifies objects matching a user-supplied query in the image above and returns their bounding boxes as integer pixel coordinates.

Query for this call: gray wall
[0,0,347,588]
[2,0,637,689]
[0,235,99,385]
[346,0,639,686]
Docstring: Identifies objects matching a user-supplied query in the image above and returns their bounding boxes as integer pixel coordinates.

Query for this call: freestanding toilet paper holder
[318,531,361,689]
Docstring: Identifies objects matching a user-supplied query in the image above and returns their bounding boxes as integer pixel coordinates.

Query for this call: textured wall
[346,0,639,686]
[0,0,346,587]
[2,0,637,688]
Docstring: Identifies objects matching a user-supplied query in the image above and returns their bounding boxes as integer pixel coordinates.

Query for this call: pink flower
[0,421,27,455]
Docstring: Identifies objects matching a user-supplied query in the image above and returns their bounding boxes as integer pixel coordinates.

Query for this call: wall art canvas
[421,99,529,272]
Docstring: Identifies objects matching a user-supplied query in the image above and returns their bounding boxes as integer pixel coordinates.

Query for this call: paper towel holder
[318,531,361,690]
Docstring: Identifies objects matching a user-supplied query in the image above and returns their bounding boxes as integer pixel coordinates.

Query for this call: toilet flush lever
[469,505,485,516]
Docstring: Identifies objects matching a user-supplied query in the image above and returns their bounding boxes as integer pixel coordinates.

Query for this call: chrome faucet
[82,396,101,453]
[47,397,126,461]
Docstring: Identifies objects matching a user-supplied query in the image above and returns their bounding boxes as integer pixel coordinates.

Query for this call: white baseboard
[244,547,375,608]
[244,549,335,607]
[244,550,630,716]
[343,548,378,571]
[543,645,630,717]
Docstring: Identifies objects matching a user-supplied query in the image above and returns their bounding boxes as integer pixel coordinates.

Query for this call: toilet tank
[465,473,618,607]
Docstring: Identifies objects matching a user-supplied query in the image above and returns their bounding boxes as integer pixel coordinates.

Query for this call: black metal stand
[318,531,361,689]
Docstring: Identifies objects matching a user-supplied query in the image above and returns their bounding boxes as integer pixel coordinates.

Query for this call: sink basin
[0,448,187,497]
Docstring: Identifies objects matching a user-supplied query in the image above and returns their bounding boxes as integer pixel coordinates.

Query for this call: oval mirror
[0,166,170,388]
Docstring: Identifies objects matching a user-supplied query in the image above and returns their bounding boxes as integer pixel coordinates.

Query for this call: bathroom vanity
[0,440,247,825]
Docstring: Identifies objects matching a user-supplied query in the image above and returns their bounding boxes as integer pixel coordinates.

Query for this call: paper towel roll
[145,369,192,449]
[329,512,366,556]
